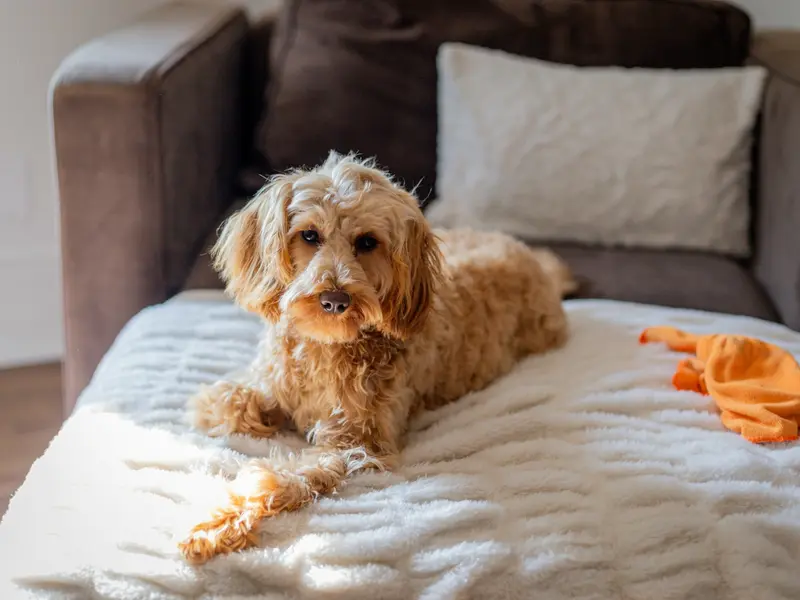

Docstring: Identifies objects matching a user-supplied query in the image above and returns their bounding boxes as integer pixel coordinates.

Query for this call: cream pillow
[427,43,768,257]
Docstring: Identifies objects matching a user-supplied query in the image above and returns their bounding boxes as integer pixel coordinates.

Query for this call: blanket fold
[640,326,800,443]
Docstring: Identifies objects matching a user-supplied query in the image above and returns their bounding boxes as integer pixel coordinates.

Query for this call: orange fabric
[640,326,800,443]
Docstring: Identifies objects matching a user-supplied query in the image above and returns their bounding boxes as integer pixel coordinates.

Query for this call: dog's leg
[517,279,569,356]
[178,444,389,564]
[528,247,579,298]
[190,381,285,438]
[178,451,346,563]
[178,418,398,564]
[180,380,406,564]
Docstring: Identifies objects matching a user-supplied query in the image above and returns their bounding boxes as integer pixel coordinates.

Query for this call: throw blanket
[1,294,800,600]
[641,326,800,443]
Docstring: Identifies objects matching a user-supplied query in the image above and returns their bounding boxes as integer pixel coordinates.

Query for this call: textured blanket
[1,293,800,600]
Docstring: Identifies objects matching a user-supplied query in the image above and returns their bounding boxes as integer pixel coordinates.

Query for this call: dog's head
[211,152,443,343]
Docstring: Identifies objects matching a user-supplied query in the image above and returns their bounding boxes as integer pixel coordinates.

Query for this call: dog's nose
[319,290,351,314]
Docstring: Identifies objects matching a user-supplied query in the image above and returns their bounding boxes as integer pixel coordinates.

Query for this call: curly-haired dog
[179,152,574,563]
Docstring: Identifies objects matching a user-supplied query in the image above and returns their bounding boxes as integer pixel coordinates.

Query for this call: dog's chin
[287,295,382,344]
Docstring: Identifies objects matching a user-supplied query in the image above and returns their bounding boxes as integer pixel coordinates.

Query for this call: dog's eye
[301,230,320,245]
[355,234,378,253]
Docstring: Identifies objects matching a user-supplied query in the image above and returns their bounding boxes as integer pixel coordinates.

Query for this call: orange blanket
[640,326,800,443]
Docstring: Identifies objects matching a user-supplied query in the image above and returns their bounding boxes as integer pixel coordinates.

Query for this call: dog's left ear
[380,209,444,340]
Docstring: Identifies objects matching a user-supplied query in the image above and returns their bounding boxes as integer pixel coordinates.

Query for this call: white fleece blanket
[2,294,800,600]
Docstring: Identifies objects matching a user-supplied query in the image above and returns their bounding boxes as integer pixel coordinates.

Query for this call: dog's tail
[529,247,580,298]
[178,448,382,564]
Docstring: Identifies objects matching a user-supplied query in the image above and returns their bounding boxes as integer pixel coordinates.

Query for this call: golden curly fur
[179,152,573,563]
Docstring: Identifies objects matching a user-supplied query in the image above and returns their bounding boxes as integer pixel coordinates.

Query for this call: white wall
[732,1,800,28]
[0,0,165,367]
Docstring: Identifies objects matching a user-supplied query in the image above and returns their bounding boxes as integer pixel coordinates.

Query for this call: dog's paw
[178,529,222,565]
[189,382,284,438]
[178,506,260,564]
[178,469,292,564]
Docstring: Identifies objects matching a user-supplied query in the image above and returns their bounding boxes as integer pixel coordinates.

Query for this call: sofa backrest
[253,0,752,203]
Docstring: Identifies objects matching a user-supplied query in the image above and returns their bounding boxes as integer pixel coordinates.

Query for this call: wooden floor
[0,363,63,518]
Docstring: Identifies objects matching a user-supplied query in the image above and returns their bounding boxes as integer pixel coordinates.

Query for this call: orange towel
[640,326,800,443]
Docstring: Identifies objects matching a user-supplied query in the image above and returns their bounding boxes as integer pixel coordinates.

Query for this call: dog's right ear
[211,175,295,321]
[379,205,444,340]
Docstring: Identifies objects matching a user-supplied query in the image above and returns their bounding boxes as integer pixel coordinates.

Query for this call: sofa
[0,2,793,595]
[52,0,800,416]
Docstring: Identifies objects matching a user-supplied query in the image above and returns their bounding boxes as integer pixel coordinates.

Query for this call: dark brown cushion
[554,244,779,322]
[258,0,751,203]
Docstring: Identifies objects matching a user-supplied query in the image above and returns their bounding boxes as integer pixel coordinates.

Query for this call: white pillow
[427,43,768,257]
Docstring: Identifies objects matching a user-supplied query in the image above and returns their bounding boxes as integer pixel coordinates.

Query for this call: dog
[178,152,574,563]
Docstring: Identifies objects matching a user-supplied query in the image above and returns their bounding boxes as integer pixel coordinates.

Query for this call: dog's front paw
[178,504,260,564]
[190,382,284,438]
[178,468,300,564]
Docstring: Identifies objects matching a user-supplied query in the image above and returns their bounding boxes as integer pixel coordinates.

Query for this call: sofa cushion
[183,247,226,292]
[554,244,779,322]
[181,199,247,292]
[258,0,751,204]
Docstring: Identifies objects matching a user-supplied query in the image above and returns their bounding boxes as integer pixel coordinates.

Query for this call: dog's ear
[211,176,294,321]
[380,210,444,339]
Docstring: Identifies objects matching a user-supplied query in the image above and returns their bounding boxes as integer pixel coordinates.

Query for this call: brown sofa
[52,0,800,415]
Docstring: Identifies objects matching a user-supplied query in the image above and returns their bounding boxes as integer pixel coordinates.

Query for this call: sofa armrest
[52,2,249,414]
[750,30,800,331]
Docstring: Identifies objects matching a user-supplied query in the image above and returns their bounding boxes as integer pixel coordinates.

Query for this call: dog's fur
[178,152,573,563]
